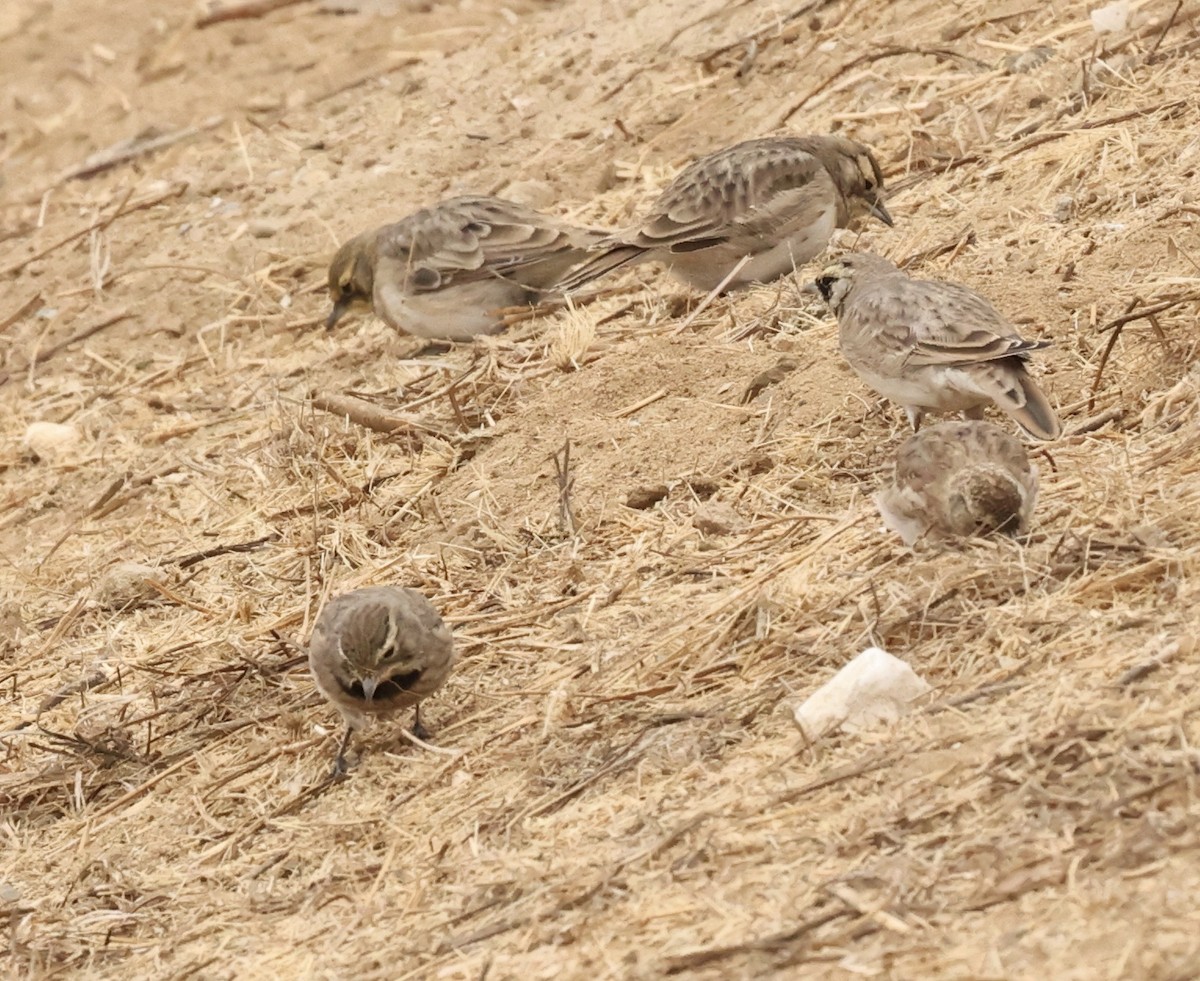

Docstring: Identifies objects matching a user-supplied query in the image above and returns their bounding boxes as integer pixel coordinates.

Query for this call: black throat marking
[339,669,424,702]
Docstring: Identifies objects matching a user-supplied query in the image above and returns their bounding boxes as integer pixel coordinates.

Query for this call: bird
[808,252,1062,440]
[325,196,607,340]
[308,585,455,775]
[874,420,1039,545]
[557,135,893,294]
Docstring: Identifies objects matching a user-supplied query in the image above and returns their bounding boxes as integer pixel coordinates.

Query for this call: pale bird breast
[374,277,527,340]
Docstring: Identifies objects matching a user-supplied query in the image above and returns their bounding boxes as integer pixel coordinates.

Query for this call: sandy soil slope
[3,0,1200,976]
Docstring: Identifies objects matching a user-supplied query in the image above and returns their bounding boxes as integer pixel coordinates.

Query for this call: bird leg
[402,339,453,359]
[331,725,355,779]
[411,705,431,743]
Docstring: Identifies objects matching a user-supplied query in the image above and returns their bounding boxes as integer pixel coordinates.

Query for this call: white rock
[1090,1,1129,34]
[24,421,82,460]
[793,647,931,742]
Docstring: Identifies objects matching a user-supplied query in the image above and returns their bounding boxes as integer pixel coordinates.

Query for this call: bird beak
[801,280,821,296]
[325,298,351,331]
[868,198,894,227]
[360,677,378,703]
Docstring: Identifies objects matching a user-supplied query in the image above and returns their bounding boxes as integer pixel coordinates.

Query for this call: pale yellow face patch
[855,154,879,190]
[819,260,851,282]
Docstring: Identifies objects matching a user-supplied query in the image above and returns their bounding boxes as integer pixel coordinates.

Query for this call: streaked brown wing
[893,425,960,494]
[631,139,829,252]
[312,589,387,653]
[376,196,601,290]
[872,278,1046,367]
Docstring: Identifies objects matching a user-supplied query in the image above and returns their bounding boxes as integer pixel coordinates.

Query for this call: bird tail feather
[555,245,647,294]
[984,365,1062,441]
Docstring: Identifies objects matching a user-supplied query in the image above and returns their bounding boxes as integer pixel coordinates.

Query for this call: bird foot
[403,340,453,359]
[327,726,355,781]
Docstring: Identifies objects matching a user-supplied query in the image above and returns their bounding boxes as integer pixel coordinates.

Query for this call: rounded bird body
[308,585,455,773]
[560,135,893,294]
[875,420,1038,545]
[326,196,607,340]
[810,252,1062,440]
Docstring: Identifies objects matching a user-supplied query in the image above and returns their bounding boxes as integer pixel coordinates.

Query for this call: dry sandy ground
[3,0,1200,977]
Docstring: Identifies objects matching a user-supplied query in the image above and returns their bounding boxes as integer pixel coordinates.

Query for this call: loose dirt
[3,0,1200,976]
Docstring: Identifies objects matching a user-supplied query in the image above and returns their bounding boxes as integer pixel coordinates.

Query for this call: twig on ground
[551,438,578,536]
[1148,0,1184,59]
[37,666,112,718]
[779,45,992,125]
[664,909,855,973]
[63,118,223,180]
[309,391,455,439]
[672,255,749,334]
[1,309,132,387]
[3,183,187,277]
[169,535,280,569]
[612,387,669,418]
[1068,406,1124,436]
[0,294,42,333]
[901,227,976,268]
[197,0,314,28]
[1089,293,1200,410]
[1117,636,1193,686]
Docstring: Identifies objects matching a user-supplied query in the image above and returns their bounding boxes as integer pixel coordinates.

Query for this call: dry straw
[2,0,1200,976]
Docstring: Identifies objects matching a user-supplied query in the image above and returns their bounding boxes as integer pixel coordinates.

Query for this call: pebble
[24,421,81,461]
[249,218,282,238]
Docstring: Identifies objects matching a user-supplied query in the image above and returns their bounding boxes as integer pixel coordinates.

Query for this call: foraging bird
[308,585,455,775]
[559,135,893,294]
[875,420,1039,545]
[809,252,1061,440]
[325,196,607,340]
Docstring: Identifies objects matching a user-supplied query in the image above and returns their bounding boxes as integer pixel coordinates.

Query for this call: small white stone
[793,647,931,742]
[23,421,81,461]
[249,218,282,238]
[1090,1,1129,34]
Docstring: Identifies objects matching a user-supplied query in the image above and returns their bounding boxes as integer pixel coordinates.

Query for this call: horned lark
[326,196,606,340]
[559,135,893,294]
[809,253,1062,440]
[875,420,1039,545]
[308,585,455,774]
